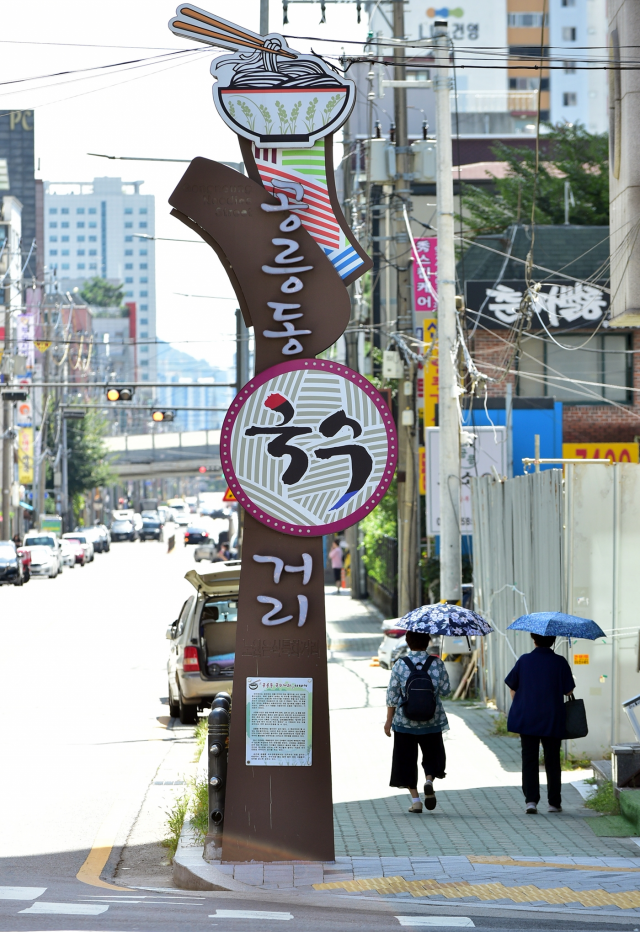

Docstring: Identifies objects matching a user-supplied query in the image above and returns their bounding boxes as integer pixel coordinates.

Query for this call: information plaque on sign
[246,678,312,766]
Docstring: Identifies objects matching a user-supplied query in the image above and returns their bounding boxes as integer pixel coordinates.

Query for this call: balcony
[452,90,539,114]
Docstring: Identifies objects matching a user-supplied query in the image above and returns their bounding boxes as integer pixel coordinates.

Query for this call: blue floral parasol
[395,603,493,637]
[507,612,605,640]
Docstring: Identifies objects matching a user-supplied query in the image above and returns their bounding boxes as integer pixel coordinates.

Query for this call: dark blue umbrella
[395,603,493,637]
[507,612,605,640]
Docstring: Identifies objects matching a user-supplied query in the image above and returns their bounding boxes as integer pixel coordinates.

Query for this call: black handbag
[564,695,588,739]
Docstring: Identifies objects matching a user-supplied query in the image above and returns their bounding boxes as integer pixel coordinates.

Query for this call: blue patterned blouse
[386,650,452,735]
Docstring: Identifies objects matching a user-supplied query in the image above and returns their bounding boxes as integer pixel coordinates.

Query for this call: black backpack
[401,656,437,721]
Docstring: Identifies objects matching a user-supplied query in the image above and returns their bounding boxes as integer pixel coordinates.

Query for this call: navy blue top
[504,647,575,738]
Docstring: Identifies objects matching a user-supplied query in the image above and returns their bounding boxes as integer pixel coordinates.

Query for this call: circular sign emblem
[221,359,397,536]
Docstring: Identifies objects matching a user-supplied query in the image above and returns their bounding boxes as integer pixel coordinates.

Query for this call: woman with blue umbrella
[384,603,492,814]
[504,612,603,815]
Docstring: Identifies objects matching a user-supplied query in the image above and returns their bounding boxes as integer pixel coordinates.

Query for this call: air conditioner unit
[412,139,437,183]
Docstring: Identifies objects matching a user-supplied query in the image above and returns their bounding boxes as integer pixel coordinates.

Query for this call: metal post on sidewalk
[204,698,230,861]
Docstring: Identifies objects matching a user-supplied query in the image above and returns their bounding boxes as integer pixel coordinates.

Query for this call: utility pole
[393,0,418,617]
[434,21,462,602]
[260,0,269,34]
[1,301,11,541]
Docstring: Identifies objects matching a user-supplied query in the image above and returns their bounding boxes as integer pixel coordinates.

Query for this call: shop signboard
[17,428,33,485]
[465,280,610,331]
[168,4,383,863]
[562,442,639,463]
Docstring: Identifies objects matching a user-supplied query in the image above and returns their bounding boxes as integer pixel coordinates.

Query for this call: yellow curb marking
[76,796,129,890]
[468,856,640,873]
[313,876,640,910]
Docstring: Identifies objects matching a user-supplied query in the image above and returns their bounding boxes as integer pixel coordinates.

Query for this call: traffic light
[106,387,134,402]
[198,466,207,474]
[151,410,175,422]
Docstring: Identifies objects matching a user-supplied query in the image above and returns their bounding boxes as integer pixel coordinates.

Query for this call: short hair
[406,630,431,651]
[531,633,556,649]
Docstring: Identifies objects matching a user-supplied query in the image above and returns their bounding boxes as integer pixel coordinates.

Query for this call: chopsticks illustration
[171,6,297,59]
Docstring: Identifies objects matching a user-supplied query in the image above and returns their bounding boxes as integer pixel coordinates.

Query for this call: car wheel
[178,693,198,725]
[169,682,180,719]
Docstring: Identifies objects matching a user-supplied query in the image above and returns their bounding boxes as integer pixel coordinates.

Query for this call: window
[61,263,69,269]
[88,207,96,214]
[509,77,548,91]
[140,359,149,366]
[139,249,147,256]
[140,331,148,338]
[139,222,148,228]
[89,249,97,256]
[77,222,85,228]
[518,334,631,403]
[61,249,69,256]
[49,222,57,229]
[139,207,148,214]
[125,291,133,297]
[125,249,133,256]
[50,250,58,256]
[61,222,69,228]
[125,277,134,283]
[563,92,578,106]
[49,236,58,242]
[140,276,148,283]
[124,208,133,215]
[562,26,577,41]
[89,235,96,242]
[125,263,133,270]
[141,345,149,353]
[89,222,97,228]
[564,61,577,74]
[61,236,69,242]
[140,290,148,297]
[139,263,148,269]
[61,208,69,214]
[124,222,133,229]
[49,208,57,215]
[125,236,133,242]
[77,249,85,256]
[77,235,85,242]
[508,12,548,26]
[76,208,85,214]
[78,263,85,270]
[142,373,149,380]
[89,263,97,269]
[140,317,148,324]
[562,0,576,6]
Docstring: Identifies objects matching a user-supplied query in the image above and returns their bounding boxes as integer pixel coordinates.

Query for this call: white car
[27,545,59,579]
[23,532,63,576]
[59,539,77,568]
[377,620,442,670]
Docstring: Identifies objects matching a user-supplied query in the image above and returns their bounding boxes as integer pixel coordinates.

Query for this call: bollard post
[203,702,230,861]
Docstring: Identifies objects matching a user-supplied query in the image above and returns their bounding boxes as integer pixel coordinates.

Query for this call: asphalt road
[0,534,636,932]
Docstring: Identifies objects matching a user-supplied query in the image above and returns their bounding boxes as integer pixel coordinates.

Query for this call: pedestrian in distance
[384,631,451,813]
[328,539,343,594]
[505,633,575,815]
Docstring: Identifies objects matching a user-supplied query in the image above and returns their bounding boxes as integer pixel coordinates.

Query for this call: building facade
[155,343,234,432]
[43,177,156,383]
[0,110,37,279]
[548,0,608,132]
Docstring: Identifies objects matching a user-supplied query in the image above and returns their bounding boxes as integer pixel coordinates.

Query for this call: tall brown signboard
[168,5,396,862]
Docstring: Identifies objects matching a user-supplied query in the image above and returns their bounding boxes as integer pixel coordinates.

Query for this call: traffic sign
[222,486,237,503]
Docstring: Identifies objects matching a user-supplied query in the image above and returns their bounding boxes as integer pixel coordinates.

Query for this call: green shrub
[585,780,619,815]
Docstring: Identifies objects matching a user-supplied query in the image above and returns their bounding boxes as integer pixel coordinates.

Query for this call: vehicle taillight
[202,532,208,538]
[384,628,406,639]
[183,646,200,672]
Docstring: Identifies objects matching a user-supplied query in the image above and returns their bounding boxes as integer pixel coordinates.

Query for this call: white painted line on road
[210,910,293,920]
[0,887,46,900]
[396,919,475,928]
[19,903,110,916]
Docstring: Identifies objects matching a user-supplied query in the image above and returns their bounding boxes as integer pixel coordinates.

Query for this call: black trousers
[390,730,446,787]
[520,734,562,807]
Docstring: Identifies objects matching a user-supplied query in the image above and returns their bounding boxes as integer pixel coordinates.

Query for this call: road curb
[173,819,251,892]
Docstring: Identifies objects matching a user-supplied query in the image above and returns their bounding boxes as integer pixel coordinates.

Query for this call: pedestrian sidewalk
[324,585,384,653]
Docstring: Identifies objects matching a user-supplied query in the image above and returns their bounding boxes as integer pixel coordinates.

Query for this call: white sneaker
[548,805,562,813]
[408,800,423,813]
[525,802,537,814]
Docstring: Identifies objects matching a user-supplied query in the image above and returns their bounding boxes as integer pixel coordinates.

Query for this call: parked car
[96,524,111,551]
[167,499,191,526]
[62,532,94,563]
[193,540,218,563]
[60,539,83,568]
[140,512,164,542]
[183,524,211,546]
[0,541,24,586]
[17,547,31,582]
[27,544,59,579]
[23,531,63,576]
[110,518,137,542]
[75,526,106,554]
[377,620,441,670]
[166,562,241,724]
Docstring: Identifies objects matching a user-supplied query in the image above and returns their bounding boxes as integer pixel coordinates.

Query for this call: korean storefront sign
[465,280,609,330]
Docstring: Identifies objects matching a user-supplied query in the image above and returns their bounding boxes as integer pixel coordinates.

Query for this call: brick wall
[469,328,640,443]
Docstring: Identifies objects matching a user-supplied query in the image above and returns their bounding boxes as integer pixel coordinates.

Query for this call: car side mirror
[165,621,178,640]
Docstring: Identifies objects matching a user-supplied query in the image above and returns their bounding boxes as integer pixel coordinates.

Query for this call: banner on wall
[18,428,33,485]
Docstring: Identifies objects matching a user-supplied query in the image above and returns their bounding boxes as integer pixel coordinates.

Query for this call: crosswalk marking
[210,910,293,920]
[396,919,475,928]
[0,887,46,900]
[19,902,109,916]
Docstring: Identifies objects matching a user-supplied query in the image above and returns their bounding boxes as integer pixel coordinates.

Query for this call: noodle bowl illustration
[169,5,355,147]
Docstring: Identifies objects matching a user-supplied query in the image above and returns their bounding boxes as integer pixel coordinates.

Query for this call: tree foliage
[461,124,609,236]
[80,277,125,308]
[361,477,397,586]
[66,410,115,497]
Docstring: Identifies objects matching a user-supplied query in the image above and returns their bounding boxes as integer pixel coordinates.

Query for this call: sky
[0,0,368,369]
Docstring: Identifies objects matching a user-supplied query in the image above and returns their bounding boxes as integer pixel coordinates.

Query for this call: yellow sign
[18,427,33,484]
[419,446,425,495]
[222,486,237,503]
[563,442,639,463]
[573,654,590,665]
[34,340,51,353]
[418,315,438,427]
